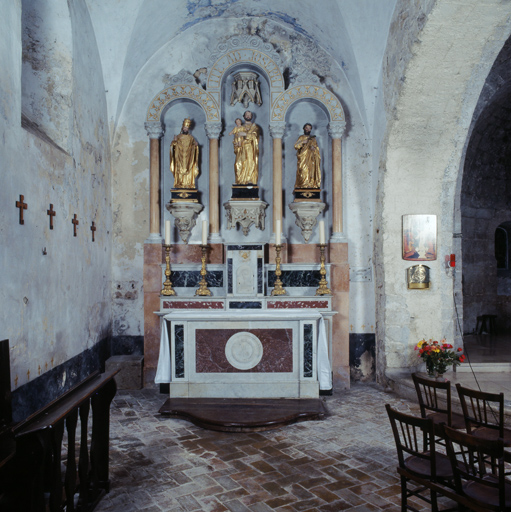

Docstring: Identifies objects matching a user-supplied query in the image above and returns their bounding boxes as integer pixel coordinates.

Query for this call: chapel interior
[2,0,511,509]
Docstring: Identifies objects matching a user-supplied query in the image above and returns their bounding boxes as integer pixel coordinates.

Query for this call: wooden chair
[386,404,456,511]
[412,373,465,441]
[455,384,511,446]
[443,425,511,511]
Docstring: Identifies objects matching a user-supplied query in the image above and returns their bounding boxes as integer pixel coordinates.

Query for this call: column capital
[144,121,164,139]
[328,121,346,139]
[269,122,286,139]
[205,122,222,139]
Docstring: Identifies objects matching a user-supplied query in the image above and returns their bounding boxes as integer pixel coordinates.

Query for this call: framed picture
[402,214,437,261]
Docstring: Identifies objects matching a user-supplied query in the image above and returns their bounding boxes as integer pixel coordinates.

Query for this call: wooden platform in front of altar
[159,397,327,432]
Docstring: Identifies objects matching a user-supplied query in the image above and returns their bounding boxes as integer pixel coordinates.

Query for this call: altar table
[155,310,331,399]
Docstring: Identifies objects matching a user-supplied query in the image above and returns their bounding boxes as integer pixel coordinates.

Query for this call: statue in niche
[294,123,321,190]
[230,71,262,109]
[169,118,199,189]
[230,111,260,185]
[229,117,244,176]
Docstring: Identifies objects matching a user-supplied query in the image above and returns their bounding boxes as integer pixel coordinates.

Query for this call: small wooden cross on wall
[72,214,79,237]
[90,221,96,242]
[15,195,27,225]
[47,204,56,230]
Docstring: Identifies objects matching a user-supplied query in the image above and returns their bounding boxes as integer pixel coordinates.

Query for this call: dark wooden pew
[0,339,16,477]
[2,367,118,512]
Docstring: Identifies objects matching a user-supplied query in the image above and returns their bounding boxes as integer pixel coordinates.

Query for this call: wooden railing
[4,369,118,512]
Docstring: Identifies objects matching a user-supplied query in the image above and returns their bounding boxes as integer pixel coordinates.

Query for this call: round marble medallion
[225,332,263,370]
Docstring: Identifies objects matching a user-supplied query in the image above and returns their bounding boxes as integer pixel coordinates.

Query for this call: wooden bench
[0,340,15,472]
[1,368,118,512]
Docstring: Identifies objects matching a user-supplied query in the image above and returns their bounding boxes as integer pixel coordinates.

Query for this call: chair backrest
[443,425,507,511]
[455,383,504,436]
[412,372,453,424]
[385,403,438,476]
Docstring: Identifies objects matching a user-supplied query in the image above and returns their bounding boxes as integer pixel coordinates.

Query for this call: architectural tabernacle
[2,0,511,424]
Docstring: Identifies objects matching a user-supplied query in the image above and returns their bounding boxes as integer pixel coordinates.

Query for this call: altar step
[159,397,327,432]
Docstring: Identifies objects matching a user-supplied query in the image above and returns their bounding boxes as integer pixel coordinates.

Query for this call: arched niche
[284,100,331,244]
[206,35,285,107]
[219,62,272,242]
[161,99,208,244]
[146,83,219,124]
[272,85,346,124]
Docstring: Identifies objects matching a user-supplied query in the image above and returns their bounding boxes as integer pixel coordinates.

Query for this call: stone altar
[155,309,331,399]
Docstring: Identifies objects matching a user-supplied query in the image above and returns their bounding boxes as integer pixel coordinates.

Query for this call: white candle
[275,219,281,245]
[319,220,325,244]
[165,220,171,245]
[202,219,208,245]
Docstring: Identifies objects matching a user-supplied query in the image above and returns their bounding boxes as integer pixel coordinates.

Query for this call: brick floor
[94,383,457,511]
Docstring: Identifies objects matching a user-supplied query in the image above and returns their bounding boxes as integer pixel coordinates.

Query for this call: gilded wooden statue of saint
[294,123,321,189]
[170,118,199,189]
[230,110,260,185]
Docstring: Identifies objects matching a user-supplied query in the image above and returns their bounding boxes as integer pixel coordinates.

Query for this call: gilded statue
[294,123,321,189]
[229,111,260,185]
[170,118,199,189]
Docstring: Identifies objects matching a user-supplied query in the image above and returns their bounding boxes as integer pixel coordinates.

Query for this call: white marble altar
[155,310,331,399]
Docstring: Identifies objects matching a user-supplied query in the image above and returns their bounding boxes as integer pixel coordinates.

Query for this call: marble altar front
[155,310,331,399]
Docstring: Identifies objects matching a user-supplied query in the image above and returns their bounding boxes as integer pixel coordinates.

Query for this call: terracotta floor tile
[94,384,428,511]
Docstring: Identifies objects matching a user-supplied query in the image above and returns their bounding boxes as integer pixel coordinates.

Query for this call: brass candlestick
[271,244,286,296]
[161,244,176,296]
[195,244,212,296]
[315,243,332,296]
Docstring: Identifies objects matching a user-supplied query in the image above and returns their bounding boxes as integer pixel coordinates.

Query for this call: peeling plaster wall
[21,0,73,152]
[0,1,112,416]
[376,0,511,381]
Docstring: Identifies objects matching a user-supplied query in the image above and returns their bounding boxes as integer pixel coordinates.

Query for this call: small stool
[475,315,497,335]
[105,355,144,389]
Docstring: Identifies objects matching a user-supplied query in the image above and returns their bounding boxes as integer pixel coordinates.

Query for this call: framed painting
[402,214,437,261]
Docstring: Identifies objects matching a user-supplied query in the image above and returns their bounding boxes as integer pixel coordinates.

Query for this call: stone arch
[375,0,511,381]
[146,84,219,124]
[272,85,345,124]
[206,36,285,109]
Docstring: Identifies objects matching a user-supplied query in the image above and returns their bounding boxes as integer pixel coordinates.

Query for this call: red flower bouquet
[415,338,465,376]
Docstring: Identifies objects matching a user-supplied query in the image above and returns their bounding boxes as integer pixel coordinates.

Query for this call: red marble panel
[162,301,224,309]
[267,300,329,309]
[195,328,293,373]
[169,243,224,264]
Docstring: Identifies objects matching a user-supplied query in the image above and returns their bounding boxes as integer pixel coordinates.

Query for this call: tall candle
[165,220,171,245]
[319,220,325,244]
[275,219,281,245]
[202,219,208,245]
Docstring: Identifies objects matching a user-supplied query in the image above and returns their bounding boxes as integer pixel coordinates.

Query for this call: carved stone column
[269,123,286,241]
[328,121,346,242]
[144,121,164,241]
[205,122,222,242]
